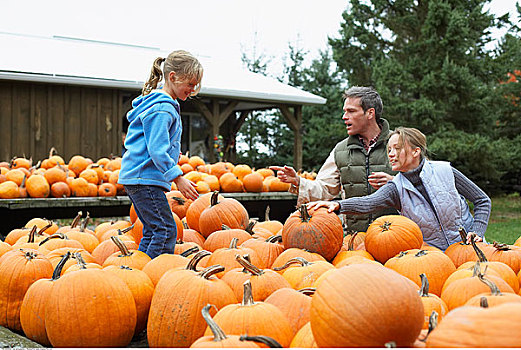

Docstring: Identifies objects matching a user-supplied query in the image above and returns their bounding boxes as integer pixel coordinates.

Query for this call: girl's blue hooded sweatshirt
[118,91,183,191]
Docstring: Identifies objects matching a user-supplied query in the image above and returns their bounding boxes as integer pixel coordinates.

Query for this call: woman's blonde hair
[389,127,428,159]
[142,50,203,96]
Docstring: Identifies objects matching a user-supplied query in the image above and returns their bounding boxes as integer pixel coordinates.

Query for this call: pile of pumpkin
[1,190,521,347]
[0,148,124,199]
[0,149,315,199]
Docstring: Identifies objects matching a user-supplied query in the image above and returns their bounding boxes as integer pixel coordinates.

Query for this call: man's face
[342,97,370,136]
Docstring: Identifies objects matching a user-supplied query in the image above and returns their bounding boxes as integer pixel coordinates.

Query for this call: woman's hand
[306,201,340,213]
[368,172,394,190]
[174,176,199,201]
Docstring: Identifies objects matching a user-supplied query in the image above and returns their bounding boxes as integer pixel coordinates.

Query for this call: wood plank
[218,101,238,127]
[49,85,65,157]
[82,88,97,158]
[0,81,13,161]
[279,105,299,131]
[64,86,82,160]
[11,84,31,159]
[33,85,49,161]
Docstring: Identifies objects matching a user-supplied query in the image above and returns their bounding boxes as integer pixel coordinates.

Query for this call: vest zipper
[365,153,373,223]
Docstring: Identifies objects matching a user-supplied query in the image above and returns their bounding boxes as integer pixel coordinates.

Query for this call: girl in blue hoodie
[119,50,203,259]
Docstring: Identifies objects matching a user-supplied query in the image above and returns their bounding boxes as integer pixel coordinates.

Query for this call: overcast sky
[1,0,518,77]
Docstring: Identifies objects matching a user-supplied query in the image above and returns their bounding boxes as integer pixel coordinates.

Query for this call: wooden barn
[0,32,326,169]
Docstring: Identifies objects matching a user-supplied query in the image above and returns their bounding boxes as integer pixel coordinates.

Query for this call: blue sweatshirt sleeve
[141,110,183,182]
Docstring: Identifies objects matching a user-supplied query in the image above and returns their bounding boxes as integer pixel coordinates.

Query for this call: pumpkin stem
[79,212,90,232]
[418,273,430,297]
[347,232,359,251]
[186,250,212,271]
[201,304,228,342]
[179,245,200,257]
[471,260,482,277]
[198,265,226,279]
[241,280,256,306]
[477,273,502,296]
[458,226,469,245]
[379,221,392,232]
[245,220,256,235]
[27,225,38,243]
[182,221,189,229]
[221,224,231,230]
[480,296,489,308]
[266,235,282,243]
[469,233,488,262]
[229,237,239,249]
[273,257,309,271]
[51,251,71,279]
[70,211,83,229]
[240,254,252,273]
[40,220,54,235]
[210,191,220,206]
[121,224,135,234]
[110,235,132,257]
[297,287,316,296]
[239,335,282,348]
[492,241,511,251]
[298,205,311,223]
[235,254,263,276]
[49,146,57,158]
[385,341,396,348]
[74,252,88,270]
[420,310,439,341]
[414,250,428,257]
[264,205,271,221]
[39,232,67,246]
[171,196,186,205]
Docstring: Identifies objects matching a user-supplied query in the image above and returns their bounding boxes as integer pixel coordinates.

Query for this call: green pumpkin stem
[273,256,309,271]
[477,273,502,296]
[186,250,212,271]
[298,205,311,223]
[469,233,488,262]
[198,265,226,279]
[239,335,282,348]
[51,252,71,280]
[201,304,228,342]
[418,273,430,297]
[235,254,263,276]
[480,296,489,308]
[179,245,200,257]
[241,280,255,306]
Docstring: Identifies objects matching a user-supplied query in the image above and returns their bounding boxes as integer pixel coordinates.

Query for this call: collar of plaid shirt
[358,131,381,152]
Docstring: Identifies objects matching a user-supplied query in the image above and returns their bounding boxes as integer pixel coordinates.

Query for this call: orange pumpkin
[45,268,136,347]
[282,206,343,261]
[219,172,244,193]
[310,263,424,347]
[198,191,249,238]
[147,264,237,348]
[185,192,225,232]
[365,215,423,263]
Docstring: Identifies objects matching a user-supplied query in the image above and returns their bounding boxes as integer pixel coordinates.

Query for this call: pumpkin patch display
[198,191,249,238]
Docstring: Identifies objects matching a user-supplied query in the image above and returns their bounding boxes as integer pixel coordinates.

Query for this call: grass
[486,192,521,245]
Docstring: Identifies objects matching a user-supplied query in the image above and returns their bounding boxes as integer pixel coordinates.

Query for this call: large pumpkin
[0,249,54,331]
[282,205,343,261]
[198,191,249,238]
[45,269,136,347]
[365,215,423,263]
[310,263,424,347]
[425,302,521,347]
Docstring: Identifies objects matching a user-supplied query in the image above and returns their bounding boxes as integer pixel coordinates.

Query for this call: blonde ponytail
[142,57,166,95]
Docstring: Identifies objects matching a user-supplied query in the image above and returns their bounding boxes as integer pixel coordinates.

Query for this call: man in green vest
[271,86,397,232]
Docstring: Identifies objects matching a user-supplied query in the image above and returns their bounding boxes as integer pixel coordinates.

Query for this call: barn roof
[0,31,326,106]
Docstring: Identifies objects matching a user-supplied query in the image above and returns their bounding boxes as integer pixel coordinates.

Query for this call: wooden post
[279,105,303,170]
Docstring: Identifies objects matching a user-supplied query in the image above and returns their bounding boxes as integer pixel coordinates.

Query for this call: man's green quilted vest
[334,119,397,232]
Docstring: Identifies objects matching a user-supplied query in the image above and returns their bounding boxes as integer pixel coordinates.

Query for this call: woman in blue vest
[307,127,491,251]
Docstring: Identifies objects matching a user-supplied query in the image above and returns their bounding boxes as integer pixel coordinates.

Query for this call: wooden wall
[0,80,134,163]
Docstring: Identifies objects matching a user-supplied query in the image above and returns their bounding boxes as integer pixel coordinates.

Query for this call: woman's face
[387,134,420,172]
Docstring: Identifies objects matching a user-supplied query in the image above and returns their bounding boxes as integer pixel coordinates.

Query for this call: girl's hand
[306,201,340,213]
[466,232,483,244]
[174,176,199,201]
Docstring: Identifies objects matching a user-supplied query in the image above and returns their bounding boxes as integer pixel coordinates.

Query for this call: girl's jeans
[124,184,177,259]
